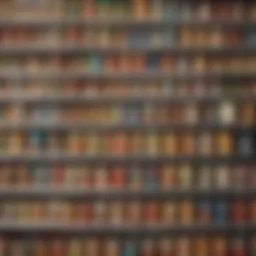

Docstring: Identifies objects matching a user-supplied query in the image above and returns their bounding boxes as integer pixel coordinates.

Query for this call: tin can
[128,166,143,190]
[133,0,148,20]
[94,166,109,189]
[198,201,212,223]
[147,132,159,156]
[197,166,212,189]
[185,104,198,124]
[74,202,92,223]
[217,132,233,156]
[180,201,194,225]
[161,165,176,189]
[122,240,138,256]
[232,165,248,189]
[214,200,228,224]
[163,133,177,156]
[161,56,174,72]
[94,201,107,224]
[146,201,159,224]
[179,165,193,189]
[251,200,256,222]
[105,240,120,256]
[0,238,7,256]
[35,240,48,256]
[85,238,100,256]
[158,238,174,256]
[87,133,98,155]
[162,202,176,224]
[52,165,65,187]
[219,101,236,124]
[197,132,212,156]
[0,165,11,187]
[241,103,255,125]
[193,56,206,73]
[176,238,191,256]
[232,237,247,256]
[182,133,196,156]
[127,201,141,224]
[212,237,228,256]
[232,201,247,224]
[111,132,128,156]
[145,167,158,190]
[51,239,66,256]
[194,238,209,256]
[68,239,83,256]
[215,165,230,189]
[141,239,155,256]
[109,202,123,225]
[197,2,211,21]
[238,130,254,157]
[111,166,126,189]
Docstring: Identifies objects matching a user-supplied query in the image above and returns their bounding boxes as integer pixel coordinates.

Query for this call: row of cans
[0,131,254,157]
[0,27,253,48]
[1,55,256,74]
[0,236,256,256]
[1,0,255,21]
[0,164,254,189]
[1,82,255,97]
[0,199,255,224]
[1,103,256,125]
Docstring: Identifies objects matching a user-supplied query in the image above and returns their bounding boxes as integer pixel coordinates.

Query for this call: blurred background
[0,0,256,255]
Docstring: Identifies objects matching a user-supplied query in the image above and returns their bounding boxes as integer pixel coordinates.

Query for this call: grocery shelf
[0,19,255,28]
[1,71,255,81]
[0,94,255,105]
[0,123,252,132]
[0,188,253,200]
[0,223,253,236]
[0,155,254,164]
[0,45,255,56]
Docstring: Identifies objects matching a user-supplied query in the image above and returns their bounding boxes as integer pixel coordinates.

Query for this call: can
[35,240,48,256]
[145,167,158,190]
[122,240,138,256]
[178,165,193,189]
[215,165,230,189]
[238,130,254,157]
[133,0,148,20]
[241,103,255,125]
[212,237,228,256]
[111,166,126,189]
[105,239,120,256]
[85,238,100,256]
[251,200,256,222]
[147,132,159,156]
[176,238,191,256]
[197,2,211,21]
[185,104,198,124]
[219,101,236,124]
[194,238,209,256]
[111,132,128,156]
[127,201,141,224]
[94,201,107,224]
[180,201,194,225]
[163,133,177,156]
[94,166,108,190]
[232,165,248,189]
[128,165,143,190]
[214,200,228,224]
[197,133,212,156]
[52,165,65,187]
[109,202,123,225]
[87,133,98,155]
[197,166,212,189]
[162,202,176,224]
[232,201,247,224]
[198,201,212,224]
[141,239,155,256]
[0,238,7,256]
[68,239,83,256]
[182,133,196,156]
[145,201,159,224]
[161,165,176,189]
[251,236,256,255]
[158,238,174,256]
[51,239,66,256]
[216,132,233,156]
[74,202,92,223]
[0,164,11,187]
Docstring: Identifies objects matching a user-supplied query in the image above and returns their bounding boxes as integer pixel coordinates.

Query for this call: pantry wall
[0,0,256,255]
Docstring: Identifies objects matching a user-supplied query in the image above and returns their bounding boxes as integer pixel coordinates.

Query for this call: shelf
[0,95,255,105]
[0,19,255,28]
[0,71,255,81]
[0,46,255,56]
[0,188,253,200]
[0,123,253,132]
[0,223,253,236]
[0,155,253,164]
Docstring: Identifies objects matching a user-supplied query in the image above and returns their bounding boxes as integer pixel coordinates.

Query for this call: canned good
[179,165,193,189]
[219,101,236,124]
[215,165,230,189]
[122,240,138,256]
[85,238,100,256]
[198,166,212,189]
[129,166,143,190]
[145,201,159,224]
[145,168,158,190]
[195,238,209,256]
[141,239,155,256]
[68,239,83,256]
[105,239,120,256]
[214,200,228,224]
[217,132,233,156]
[158,238,174,256]
[94,166,108,189]
[127,201,141,224]
[176,238,191,256]
[198,201,212,223]
[161,165,176,189]
[180,201,194,225]
[109,202,123,225]
[162,202,176,224]
[212,238,228,256]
